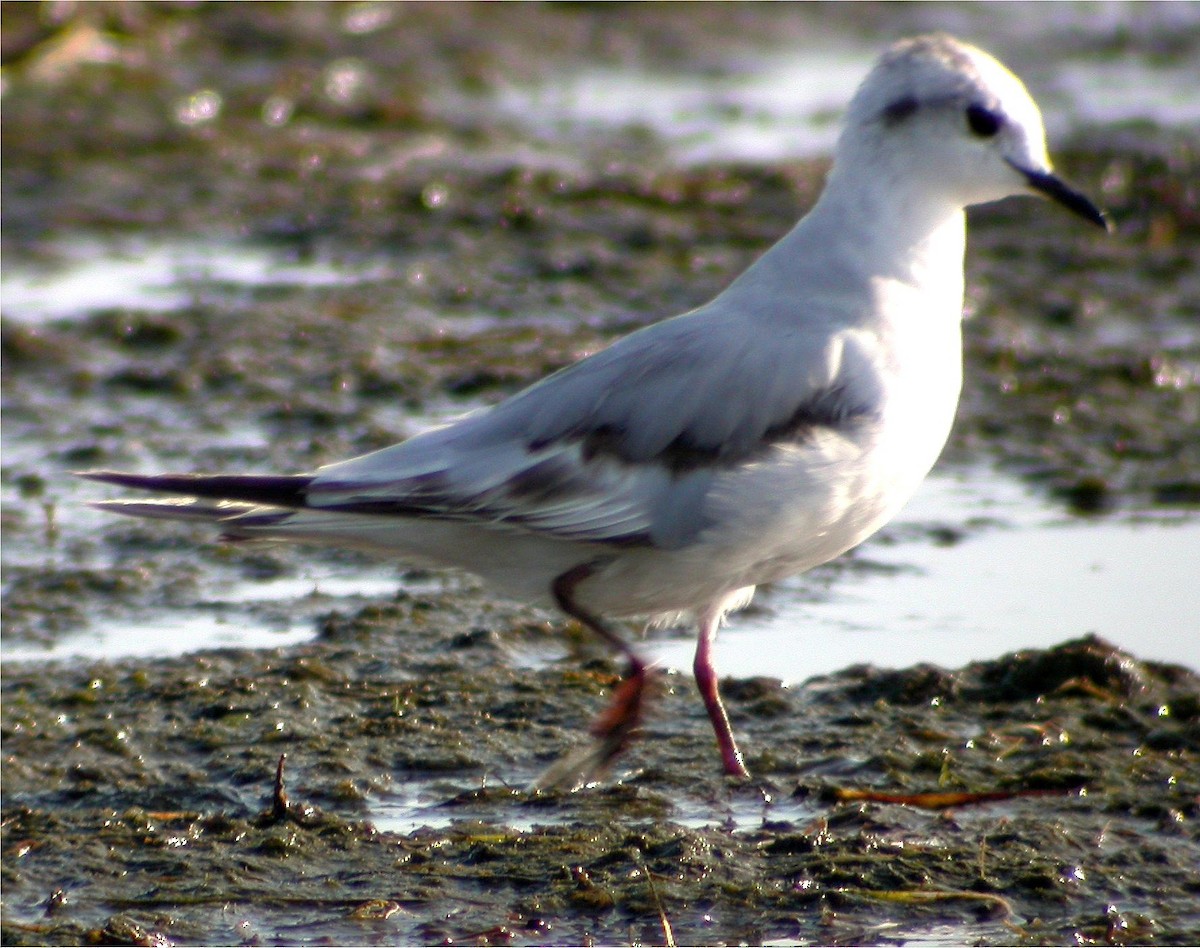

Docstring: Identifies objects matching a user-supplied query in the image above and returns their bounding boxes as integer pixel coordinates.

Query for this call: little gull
[82,34,1109,786]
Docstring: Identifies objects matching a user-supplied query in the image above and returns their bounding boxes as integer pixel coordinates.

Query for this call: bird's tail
[77,470,315,538]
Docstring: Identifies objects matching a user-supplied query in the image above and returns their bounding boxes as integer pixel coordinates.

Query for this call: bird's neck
[714,162,967,326]
[805,161,967,290]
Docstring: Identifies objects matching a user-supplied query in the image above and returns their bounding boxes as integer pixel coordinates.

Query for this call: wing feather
[306,305,878,549]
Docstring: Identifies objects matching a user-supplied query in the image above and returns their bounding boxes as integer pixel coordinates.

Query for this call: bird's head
[837,34,1110,231]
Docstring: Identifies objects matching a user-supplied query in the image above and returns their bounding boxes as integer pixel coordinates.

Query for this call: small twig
[842,886,1014,917]
[272,753,290,819]
[42,500,60,549]
[262,752,323,826]
[831,785,1080,810]
[642,863,676,948]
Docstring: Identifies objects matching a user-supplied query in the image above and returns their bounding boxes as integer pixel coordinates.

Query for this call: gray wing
[310,306,880,549]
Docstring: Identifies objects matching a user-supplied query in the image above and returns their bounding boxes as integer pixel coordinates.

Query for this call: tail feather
[87,496,299,546]
[87,494,436,553]
[89,497,264,524]
[77,470,314,508]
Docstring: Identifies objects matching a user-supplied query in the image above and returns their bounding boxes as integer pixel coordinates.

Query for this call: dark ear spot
[881,96,919,125]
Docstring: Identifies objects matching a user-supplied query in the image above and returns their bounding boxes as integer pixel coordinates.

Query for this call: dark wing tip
[77,470,315,508]
[76,469,155,488]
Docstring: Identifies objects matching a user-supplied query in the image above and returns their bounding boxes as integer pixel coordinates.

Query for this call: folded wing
[84,304,877,552]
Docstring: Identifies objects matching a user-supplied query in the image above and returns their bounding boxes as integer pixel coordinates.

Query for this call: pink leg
[586,654,651,760]
[694,612,750,778]
[534,563,654,789]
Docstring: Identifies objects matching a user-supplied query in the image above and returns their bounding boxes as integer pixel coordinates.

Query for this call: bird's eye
[965,104,1003,138]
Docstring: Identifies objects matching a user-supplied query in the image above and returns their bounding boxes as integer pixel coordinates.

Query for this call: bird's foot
[531,661,652,791]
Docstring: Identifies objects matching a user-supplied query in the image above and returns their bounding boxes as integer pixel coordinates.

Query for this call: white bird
[82,34,1108,786]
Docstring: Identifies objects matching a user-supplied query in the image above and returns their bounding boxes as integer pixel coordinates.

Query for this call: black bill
[1011,161,1112,231]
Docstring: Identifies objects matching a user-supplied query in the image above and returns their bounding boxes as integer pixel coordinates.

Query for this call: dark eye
[966,104,1003,137]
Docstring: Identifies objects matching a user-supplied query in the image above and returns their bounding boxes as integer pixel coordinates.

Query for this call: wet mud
[3,4,1199,945]
[4,630,1199,946]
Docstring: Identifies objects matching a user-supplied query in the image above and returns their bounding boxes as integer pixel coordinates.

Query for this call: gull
[82,34,1109,786]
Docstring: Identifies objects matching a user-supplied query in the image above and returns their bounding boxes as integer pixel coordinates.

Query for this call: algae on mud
[4,3,1200,946]
[3,633,1199,945]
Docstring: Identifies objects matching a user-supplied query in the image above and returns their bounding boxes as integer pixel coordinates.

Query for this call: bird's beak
[1008,160,1112,232]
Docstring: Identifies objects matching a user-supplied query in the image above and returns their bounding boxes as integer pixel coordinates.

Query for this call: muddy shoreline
[4,632,1198,946]
[3,4,1199,945]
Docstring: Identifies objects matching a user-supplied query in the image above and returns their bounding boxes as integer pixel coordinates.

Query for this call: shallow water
[8,467,1196,677]
[3,228,1197,671]
[1,237,395,324]
[654,473,1200,682]
[0,559,445,663]
[470,5,1200,165]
